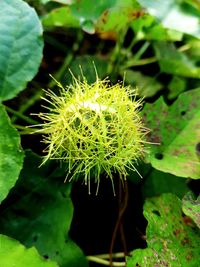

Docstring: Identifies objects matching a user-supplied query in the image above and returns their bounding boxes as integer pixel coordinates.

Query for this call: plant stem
[110,179,128,267]
[122,56,157,69]
[11,87,43,123]
[133,41,150,60]
[5,106,39,125]
[121,42,191,70]
[13,124,35,135]
[107,28,128,77]
[92,252,126,259]
[87,256,125,266]
[48,30,83,88]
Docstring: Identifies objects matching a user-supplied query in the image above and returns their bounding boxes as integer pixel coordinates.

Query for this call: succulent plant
[36,72,147,194]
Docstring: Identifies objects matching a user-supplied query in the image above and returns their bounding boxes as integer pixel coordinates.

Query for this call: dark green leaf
[0,0,43,101]
[154,42,200,78]
[182,191,200,229]
[68,55,109,84]
[168,76,186,99]
[142,88,200,179]
[0,234,58,267]
[123,70,162,98]
[0,104,24,203]
[127,193,200,266]
[142,169,189,198]
[0,150,88,267]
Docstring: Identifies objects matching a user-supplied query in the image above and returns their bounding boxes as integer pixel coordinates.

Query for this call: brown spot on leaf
[186,252,193,261]
[183,215,194,227]
[173,228,183,237]
[181,237,190,246]
[129,10,146,20]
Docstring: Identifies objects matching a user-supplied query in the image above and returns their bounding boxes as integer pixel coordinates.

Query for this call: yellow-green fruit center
[38,77,146,193]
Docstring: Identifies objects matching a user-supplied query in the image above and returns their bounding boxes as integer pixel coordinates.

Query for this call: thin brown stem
[109,179,129,267]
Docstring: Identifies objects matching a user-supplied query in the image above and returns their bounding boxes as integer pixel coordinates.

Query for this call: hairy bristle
[35,74,148,193]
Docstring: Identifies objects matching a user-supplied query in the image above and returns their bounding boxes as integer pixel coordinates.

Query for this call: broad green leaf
[127,193,200,266]
[168,76,186,99]
[0,0,43,102]
[142,88,200,179]
[142,169,189,198]
[96,0,141,33]
[137,0,200,38]
[187,39,200,59]
[70,0,115,33]
[153,42,200,78]
[0,104,24,203]
[131,14,183,41]
[69,0,140,33]
[42,0,145,34]
[0,151,88,267]
[123,70,162,98]
[42,7,80,28]
[182,191,200,229]
[0,234,58,267]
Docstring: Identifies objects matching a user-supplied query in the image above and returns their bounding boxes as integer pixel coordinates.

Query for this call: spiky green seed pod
[36,73,147,193]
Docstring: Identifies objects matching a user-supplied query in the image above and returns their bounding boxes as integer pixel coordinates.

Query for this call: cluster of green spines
[38,75,147,193]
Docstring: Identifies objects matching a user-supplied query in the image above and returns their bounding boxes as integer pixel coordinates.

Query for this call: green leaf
[69,0,140,33]
[153,42,200,78]
[42,7,80,29]
[67,55,109,84]
[0,0,43,102]
[96,0,141,33]
[182,192,200,229]
[142,88,200,179]
[42,0,143,34]
[168,76,186,99]
[131,14,183,41]
[127,193,200,266]
[0,234,58,267]
[142,169,189,198]
[123,70,162,98]
[69,0,115,33]
[0,150,88,267]
[137,0,200,38]
[0,104,24,203]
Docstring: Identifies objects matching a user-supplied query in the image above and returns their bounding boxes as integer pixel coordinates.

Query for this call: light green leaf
[0,0,43,102]
[153,42,200,78]
[182,191,200,229]
[0,104,24,203]
[42,0,143,34]
[137,0,200,38]
[69,0,140,33]
[42,7,80,28]
[96,0,141,33]
[131,14,183,41]
[187,39,200,59]
[0,234,58,267]
[127,193,200,266]
[70,0,115,33]
[0,151,88,267]
[142,88,200,179]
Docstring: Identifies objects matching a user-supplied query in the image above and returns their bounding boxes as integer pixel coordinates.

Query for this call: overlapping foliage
[0,0,199,266]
